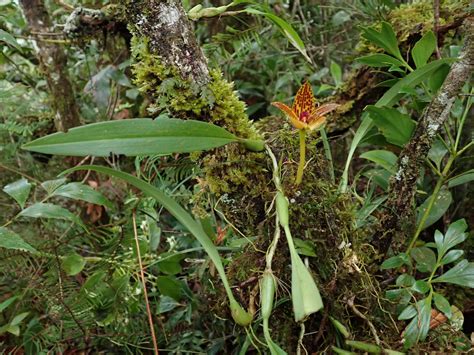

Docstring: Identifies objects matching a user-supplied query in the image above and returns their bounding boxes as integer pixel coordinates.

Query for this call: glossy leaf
[62,165,252,326]
[447,170,474,188]
[432,260,474,288]
[360,150,397,173]
[435,219,467,257]
[22,118,241,157]
[330,61,342,87]
[156,276,184,301]
[0,29,21,51]
[0,296,18,312]
[412,31,436,68]
[428,63,450,92]
[427,138,448,170]
[356,53,404,68]
[398,304,417,320]
[396,273,415,287]
[53,182,113,209]
[0,227,37,254]
[3,178,31,209]
[41,178,67,195]
[381,255,405,270]
[19,203,86,230]
[62,253,86,276]
[411,247,436,273]
[411,280,430,294]
[361,21,402,61]
[402,298,431,349]
[433,293,452,318]
[416,188,452,231]
[245,8,311,63]
[441,250,464,265]
[366,106,415,147]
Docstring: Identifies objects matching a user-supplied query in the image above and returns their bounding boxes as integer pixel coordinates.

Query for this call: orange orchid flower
[272,81,339,131]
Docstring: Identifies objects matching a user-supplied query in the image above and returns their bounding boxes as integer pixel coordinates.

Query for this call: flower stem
[296,129,306,185]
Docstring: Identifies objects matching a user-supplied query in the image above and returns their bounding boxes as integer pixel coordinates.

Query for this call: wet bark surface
[20,0,81,132]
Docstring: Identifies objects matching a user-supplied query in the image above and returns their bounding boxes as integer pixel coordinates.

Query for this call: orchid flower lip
[272,81,340,131]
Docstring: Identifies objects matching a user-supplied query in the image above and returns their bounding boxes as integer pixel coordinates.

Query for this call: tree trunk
[20,0,81,132]
[377,17,474,254]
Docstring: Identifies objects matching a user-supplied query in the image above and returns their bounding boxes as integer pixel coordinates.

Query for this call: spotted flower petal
[292,81,316,120]
[273,82,339,131]
[271,102,307,129]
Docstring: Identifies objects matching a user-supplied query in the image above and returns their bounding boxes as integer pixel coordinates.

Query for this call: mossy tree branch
[376,17,474,254]
[19,0,81,132]
[126,0,210,86]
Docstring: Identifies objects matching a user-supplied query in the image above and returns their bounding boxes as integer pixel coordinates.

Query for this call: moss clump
[357,0,469,54]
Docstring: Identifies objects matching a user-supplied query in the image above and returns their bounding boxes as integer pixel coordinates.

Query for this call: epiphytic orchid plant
[272,82,339,185]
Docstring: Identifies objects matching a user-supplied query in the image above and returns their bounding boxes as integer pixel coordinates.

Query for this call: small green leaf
[380,255,405,270]
[3,178,32,209]
[330,61,342,87]
[433,293,452,318]
[447,170,474,188]
[0,296,19,312]
[53,182,113,209]
[157,253,183,275]
[416,188,452,231]
[61,253,86,276]
[0,29,21,51]
[403,298,431,349]
[428,63,450,92]
[331,10,351,26]
[441,250,463,265]
[436,219,468,257]
[10,311,29,326]
[356,53,404,68]
[158,295,180,314]
[156,276,184,301]
[245,8,311,63]
[360,150,398,173]
[398,305,417,320]
[0,227,37,253]
[432,260,474,288]
[361,21,402,61]
[396,274,415,287]
[411,280,430,294]
[427,138,448,170]
[19,203,86,230]
[22,118,242,157]
[411,247,436,273]
[411,31,436,68]
[294,238,316,257]
[366,106,415,147]
[41,178,67,195]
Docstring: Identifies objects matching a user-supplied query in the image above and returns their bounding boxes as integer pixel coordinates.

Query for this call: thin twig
[132,211,159,354]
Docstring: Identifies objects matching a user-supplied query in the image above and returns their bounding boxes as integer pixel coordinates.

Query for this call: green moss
[357,0,469,54]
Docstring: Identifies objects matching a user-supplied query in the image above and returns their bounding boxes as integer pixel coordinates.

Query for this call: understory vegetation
[0,0,473,353]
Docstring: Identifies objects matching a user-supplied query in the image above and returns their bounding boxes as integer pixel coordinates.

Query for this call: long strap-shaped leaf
[23,118,263,156]
[62,165,253,326]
